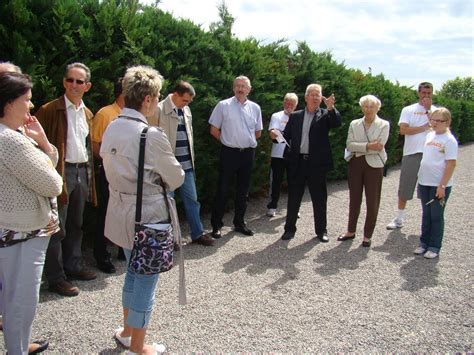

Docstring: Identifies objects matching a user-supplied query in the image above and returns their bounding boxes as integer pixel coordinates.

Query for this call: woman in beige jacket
[100,66,184,354]
[338,95,390,247]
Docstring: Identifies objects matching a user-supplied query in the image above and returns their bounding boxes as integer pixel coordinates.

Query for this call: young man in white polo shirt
[387,82,435,229]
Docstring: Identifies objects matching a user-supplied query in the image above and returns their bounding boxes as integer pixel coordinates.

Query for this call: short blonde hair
[359,94,382,110]
[305,84,322,96]
[284,92,298,104]
[123,65,163,111]
[430,107,452,126]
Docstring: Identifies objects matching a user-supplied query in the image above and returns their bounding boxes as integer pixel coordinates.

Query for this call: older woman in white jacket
[0,72,63,354]
[101,66,184,355]
[338,95,390,247]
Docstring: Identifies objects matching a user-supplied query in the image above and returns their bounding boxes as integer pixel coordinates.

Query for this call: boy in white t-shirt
[387,82,435,229]
[414,107,458,258]
[266,93,298,217]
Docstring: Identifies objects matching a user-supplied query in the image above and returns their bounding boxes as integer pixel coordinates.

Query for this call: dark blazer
[283,107,342,176]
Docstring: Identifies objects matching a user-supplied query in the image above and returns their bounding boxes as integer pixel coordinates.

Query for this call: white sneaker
[386,218,403,230]
[114,327,131,348]
[266,209,276,217]
[125,343,166,354]
[424,250,439,259]
[414,246,426,255]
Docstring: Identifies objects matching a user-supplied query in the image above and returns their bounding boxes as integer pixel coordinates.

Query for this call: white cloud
[147,0,474,90]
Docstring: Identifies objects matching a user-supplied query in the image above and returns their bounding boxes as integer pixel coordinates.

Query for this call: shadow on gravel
[222,238,318,291]
[313,239,369,276]
[372,230,419,263]
[400,257,440,291]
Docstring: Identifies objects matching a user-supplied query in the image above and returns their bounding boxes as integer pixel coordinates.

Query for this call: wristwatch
[440,184,446,189]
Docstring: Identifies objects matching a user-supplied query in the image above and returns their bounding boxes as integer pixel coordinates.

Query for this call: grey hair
[305,84,322,96]
[66,62,91,82]
[0,61,22,74]
[234,75,251,88]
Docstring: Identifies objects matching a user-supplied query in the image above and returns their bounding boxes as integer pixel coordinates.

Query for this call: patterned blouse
[0,197,59,248]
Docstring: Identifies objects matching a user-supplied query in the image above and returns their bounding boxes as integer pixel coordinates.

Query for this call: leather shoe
[29,340,49,354]
[362,239,372,247]
[317,232,329,243]
[66,269,97,281]
[211,228,222,239]
[234,224,254,236]
[281,231,295,240]
[49,280,79,297]
[337,233,356,241]
[192,233,215,246]
[97,259,116,274]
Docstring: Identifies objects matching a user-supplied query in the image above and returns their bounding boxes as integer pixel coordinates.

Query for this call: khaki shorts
[398,153,423,201]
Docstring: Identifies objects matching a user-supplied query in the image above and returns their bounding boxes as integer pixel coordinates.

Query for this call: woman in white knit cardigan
[0,72,63,355]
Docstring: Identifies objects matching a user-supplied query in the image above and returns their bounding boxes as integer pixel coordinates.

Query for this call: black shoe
[234,224,254,236]
[317,232,329,243]
[29,340,49,354]
[97,259,116,274]
[281,231,295,240]
[211,228,222,239]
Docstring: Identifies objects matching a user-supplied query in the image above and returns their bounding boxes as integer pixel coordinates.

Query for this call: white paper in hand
[274,130,290,147]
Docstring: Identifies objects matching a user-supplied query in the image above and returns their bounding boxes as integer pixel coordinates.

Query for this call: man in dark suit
[281,83,342,241]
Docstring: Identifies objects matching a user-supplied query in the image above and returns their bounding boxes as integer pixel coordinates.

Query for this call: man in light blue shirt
[209,76,263,238]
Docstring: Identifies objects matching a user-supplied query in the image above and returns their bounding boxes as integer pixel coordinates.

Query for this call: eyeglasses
[429,118,447,123]
[65,78,87,85]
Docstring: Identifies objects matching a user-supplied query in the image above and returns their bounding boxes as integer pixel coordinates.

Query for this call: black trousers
[93,164,110,261]
[284,156,328,235]
[267,157,288,209]
[211,145,255,229]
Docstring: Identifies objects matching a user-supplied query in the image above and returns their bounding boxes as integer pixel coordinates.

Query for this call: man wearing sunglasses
[36,62,97,297]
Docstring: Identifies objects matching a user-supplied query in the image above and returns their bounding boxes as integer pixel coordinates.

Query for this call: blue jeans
[418,184,452,253]
[171,169,204,240]
[122,249,160,328]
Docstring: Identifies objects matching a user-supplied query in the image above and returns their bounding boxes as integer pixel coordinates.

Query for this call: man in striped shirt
[151,81,214,246]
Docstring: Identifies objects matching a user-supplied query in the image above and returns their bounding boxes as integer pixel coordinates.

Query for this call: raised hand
[23,114,52,152]
[322,94,336,110]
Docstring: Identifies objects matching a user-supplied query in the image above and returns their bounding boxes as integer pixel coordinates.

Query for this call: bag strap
[135,126,149,232]
[363,123,385,167]
[134,124,187,305]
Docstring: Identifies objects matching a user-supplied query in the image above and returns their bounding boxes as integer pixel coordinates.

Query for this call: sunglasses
[65,78,87,85]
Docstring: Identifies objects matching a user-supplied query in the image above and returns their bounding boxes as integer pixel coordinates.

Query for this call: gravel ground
[1,144,473,353]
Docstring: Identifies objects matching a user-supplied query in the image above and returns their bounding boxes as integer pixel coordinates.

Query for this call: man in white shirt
[209,76,263,238]
[387,82,434,229]
[266,93,298,217]
[36,62,97,297]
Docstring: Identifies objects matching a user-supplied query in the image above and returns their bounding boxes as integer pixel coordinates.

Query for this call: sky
[146,0,473,92]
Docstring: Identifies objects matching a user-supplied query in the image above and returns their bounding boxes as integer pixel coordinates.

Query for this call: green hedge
[1,0,472,209]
